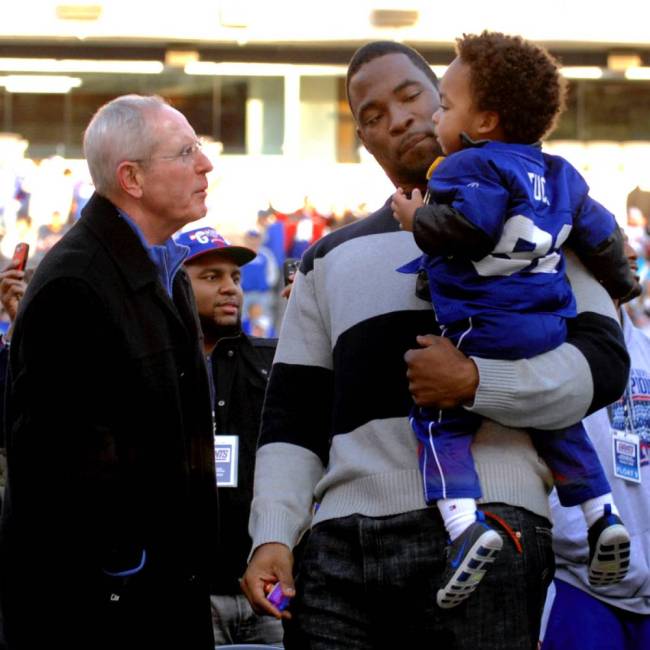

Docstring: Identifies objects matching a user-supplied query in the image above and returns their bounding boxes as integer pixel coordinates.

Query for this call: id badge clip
[612,429,641,484]
[214,435,239,487]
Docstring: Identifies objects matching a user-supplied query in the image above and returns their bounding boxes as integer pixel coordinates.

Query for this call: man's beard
[200,314,242,342]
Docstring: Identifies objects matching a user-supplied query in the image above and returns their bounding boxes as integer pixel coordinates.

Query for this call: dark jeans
[283,504,554,650]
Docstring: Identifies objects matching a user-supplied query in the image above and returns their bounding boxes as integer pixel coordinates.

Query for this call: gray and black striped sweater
[250,203,629,553]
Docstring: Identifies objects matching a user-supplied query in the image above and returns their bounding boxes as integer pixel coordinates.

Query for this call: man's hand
[404,335,479,409]
[241,542,295,619]
[0,263,27,324]
[391,187,424,232]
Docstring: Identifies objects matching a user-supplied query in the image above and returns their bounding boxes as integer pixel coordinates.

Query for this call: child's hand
[391,188,424,232]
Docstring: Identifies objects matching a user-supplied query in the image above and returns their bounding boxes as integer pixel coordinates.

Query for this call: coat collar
[78,192,161,293]
[78,192,199,340]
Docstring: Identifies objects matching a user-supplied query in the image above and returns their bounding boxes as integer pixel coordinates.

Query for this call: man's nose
[388,105,413,135]
[220,277,238,294]
[195,149,213,174]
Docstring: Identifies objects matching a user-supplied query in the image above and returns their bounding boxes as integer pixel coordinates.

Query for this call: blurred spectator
[541,237,650,650]
[0,258,30,650]
[24,159,74,230]
[626,195,649,262]
[257,206,287,271]
[287,197,329,259]
[241,229,279,324]
[71,172,95,222]
[0,165,18,233]
[0,214,35,264]
[13,173,30,220]
[34,210,71,263]
[243,302,276,338]
[0,262,28,337]
[627,185,650,238]
[329,207,365,231]
[0,258,29,472]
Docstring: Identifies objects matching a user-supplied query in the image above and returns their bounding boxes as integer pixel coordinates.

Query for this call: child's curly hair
[456,31,567,144]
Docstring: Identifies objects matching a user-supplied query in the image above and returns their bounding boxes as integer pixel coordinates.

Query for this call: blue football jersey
[419,141,618,330]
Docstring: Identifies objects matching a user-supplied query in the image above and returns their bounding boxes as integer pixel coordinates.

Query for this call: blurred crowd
[0,158,369,334]
[4,156,650,339]
[624,185,650,334]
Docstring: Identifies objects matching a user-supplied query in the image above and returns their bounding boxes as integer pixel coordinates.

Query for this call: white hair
[83,94,169,197]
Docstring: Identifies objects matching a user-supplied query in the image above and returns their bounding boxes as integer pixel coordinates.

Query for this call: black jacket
[0,193,218,649]
[210,332,276,594]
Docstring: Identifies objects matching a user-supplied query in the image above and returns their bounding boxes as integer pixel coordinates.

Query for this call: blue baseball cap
[176,227,256,266]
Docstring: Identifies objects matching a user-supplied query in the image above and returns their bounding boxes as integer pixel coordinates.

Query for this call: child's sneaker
[587,504,631,587]
[436,511,503,609]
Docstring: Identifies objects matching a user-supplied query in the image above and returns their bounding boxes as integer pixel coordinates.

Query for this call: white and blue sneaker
[436,511,503,609]
[587,504,631,587]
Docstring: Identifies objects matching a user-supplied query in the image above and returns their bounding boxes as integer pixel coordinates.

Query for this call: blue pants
[413,409,611,505]
[542,579,650,650]
[413,311,611,506]
[283,506,554,650]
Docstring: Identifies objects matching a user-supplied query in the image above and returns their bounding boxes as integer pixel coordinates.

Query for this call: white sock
[438,498,477,541]
[581,494,619,528]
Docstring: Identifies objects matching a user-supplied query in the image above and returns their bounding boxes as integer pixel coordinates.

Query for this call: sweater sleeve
[568,209,640,301]
[249,266,329,552]
[466,250,629,430]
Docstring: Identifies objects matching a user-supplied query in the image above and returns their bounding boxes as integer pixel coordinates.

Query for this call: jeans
[211,593,283,647]
[283,504,554,650]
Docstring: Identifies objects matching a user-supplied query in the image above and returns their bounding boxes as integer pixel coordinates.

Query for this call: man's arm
[406,251,629,430]
[243,266,329,612]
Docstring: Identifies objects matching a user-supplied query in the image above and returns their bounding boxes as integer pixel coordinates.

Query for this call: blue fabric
[413,406,610,505]
[263,220,286,269]
[411,408,484,500]
[412,141,618,330]
[409,142,616,505]
[542,578,650,649]
[289,237,310,260]
[530,423,611,507]
[117,209,189,297]
[413,323,611,504]
[241,252,272,292]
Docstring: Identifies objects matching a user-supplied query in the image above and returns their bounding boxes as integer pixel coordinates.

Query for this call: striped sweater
[249,203,629,553]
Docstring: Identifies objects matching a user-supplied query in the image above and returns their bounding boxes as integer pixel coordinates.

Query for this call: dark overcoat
[0,193,218,649]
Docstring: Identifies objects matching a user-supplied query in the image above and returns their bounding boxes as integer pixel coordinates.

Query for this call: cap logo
[189,229,230,248]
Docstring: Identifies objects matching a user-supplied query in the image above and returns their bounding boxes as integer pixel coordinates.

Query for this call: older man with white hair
[0,95,218,649]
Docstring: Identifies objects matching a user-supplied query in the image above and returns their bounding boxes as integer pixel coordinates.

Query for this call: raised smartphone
[11,242,29,271]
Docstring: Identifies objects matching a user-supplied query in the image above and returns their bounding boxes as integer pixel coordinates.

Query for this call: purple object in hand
[266,582,291,611]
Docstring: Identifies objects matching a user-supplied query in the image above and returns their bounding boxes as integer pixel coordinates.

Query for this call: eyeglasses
[133,140,205,165]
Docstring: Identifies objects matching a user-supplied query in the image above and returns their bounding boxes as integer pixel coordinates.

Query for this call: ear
[356,125,376,158]
[116,161,144,199]
[356,125,367,149]
[476,110,500,136]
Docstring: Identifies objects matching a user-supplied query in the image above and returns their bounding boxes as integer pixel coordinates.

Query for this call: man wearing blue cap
[177,226,283,647]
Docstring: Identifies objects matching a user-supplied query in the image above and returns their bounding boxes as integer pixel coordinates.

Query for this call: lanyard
[621,384,637,435]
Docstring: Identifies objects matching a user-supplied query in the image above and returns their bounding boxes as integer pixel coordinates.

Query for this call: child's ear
[476,111,500,135]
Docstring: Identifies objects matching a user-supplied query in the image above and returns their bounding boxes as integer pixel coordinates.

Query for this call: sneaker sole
[588,524,631,586]
[436,529,503,609]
